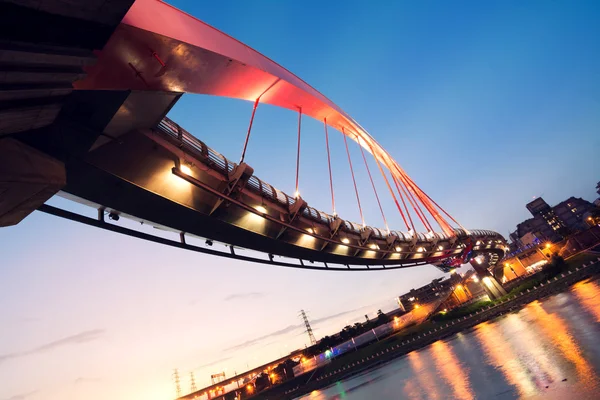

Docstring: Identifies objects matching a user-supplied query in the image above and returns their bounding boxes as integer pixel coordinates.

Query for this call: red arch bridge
[0,0,507,298]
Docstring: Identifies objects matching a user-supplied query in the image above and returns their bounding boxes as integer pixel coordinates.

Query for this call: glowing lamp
[341,238,350,244]
[180,164,192,175]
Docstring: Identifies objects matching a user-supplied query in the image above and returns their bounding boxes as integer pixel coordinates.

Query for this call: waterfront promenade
[256,257,600,399]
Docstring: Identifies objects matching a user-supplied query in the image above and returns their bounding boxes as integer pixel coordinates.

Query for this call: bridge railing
[155,117,507,250]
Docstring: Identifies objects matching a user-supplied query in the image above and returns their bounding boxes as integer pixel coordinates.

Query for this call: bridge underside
[0,0,507,273]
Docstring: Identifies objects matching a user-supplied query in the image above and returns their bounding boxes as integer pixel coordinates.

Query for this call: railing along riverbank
[254,258,600,400]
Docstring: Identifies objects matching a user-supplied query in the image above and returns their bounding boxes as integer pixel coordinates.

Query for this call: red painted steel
[324,118,336,215]
[75,0,459,234]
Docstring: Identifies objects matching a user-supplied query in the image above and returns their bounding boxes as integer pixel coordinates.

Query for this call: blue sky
[1,1,599,399]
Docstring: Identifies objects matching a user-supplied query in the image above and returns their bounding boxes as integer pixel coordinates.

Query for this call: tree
[544,254,567,278]
[377,309,390,323]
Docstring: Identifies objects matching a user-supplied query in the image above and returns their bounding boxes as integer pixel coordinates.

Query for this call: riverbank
[254,257,600,400]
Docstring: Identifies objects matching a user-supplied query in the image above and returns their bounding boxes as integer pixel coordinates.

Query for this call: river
[298,278,600,400]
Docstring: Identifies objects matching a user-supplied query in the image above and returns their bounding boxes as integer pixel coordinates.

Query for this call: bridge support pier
[470,260,507,300]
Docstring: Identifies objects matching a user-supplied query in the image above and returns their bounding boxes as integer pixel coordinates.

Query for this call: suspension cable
[323,118,336,215]
[391,174,416,233]
[393,173,431,232]
[342,129,364,226]
[239,98,260,164]
[378,146,457,234]
[294,107,302,198]
[368,144,410,231]
[388,160,454,234]
[358,141,388,232]
[397,172,434,232]
[401,175,456,234]
[403,173,465,231]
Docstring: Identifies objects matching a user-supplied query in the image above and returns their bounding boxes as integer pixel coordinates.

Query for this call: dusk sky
[1,1,599,400]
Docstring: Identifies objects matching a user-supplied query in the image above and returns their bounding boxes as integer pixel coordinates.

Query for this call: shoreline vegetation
[254,254,600,400]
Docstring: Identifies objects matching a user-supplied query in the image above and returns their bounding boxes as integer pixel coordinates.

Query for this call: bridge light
[306,227,315,234]
[545,243,551,249]
[395,246,402,252]
[449,268,456,274]
[180,164,192,175]
[482,276,492,286]
[341,238,350,244]
[476,241,481,245]
[414,304,420,309]
[437,245,444,251]
[255,205,267,214]
[472,276,479,283]
[294,190,300,198]
[369,243,378,250]
[417,247,425,252]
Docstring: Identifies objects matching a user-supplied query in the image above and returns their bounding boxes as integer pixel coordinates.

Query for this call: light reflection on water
[298,279,600,400]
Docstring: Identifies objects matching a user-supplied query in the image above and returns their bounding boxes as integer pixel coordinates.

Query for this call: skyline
[2,1,600,400]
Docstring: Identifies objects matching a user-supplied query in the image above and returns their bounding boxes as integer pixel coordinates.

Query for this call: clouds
[223,292,265,302]
[193,356,233,370]
[74,377,102,385]
[0,330,105,364]
[2,390,37,400]
[223,324,302,352]
[311,308,360,325]
[221,307,364,353]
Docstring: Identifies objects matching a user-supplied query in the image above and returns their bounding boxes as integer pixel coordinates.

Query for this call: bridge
[0,0,506,298]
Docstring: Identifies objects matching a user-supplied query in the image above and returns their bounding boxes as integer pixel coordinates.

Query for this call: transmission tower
[299,309,317,346]
[190,372,197,393]
[172,369,181,399]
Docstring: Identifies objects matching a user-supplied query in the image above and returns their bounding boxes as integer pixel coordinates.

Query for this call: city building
[397,273,462,310]
[510,196,594,245]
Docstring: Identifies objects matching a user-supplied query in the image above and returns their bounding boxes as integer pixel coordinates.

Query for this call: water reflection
[500,312,562,388]
[475,321,538,397]
[528,300,596,387]
[429,340,474,399]
[298,285,600,400]
[405,350,442,399]
[572,279,600,322]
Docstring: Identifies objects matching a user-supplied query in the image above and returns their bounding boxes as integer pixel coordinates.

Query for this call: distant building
[553,197,593,232]
[512,196,594,245]
[398,273,462,310]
